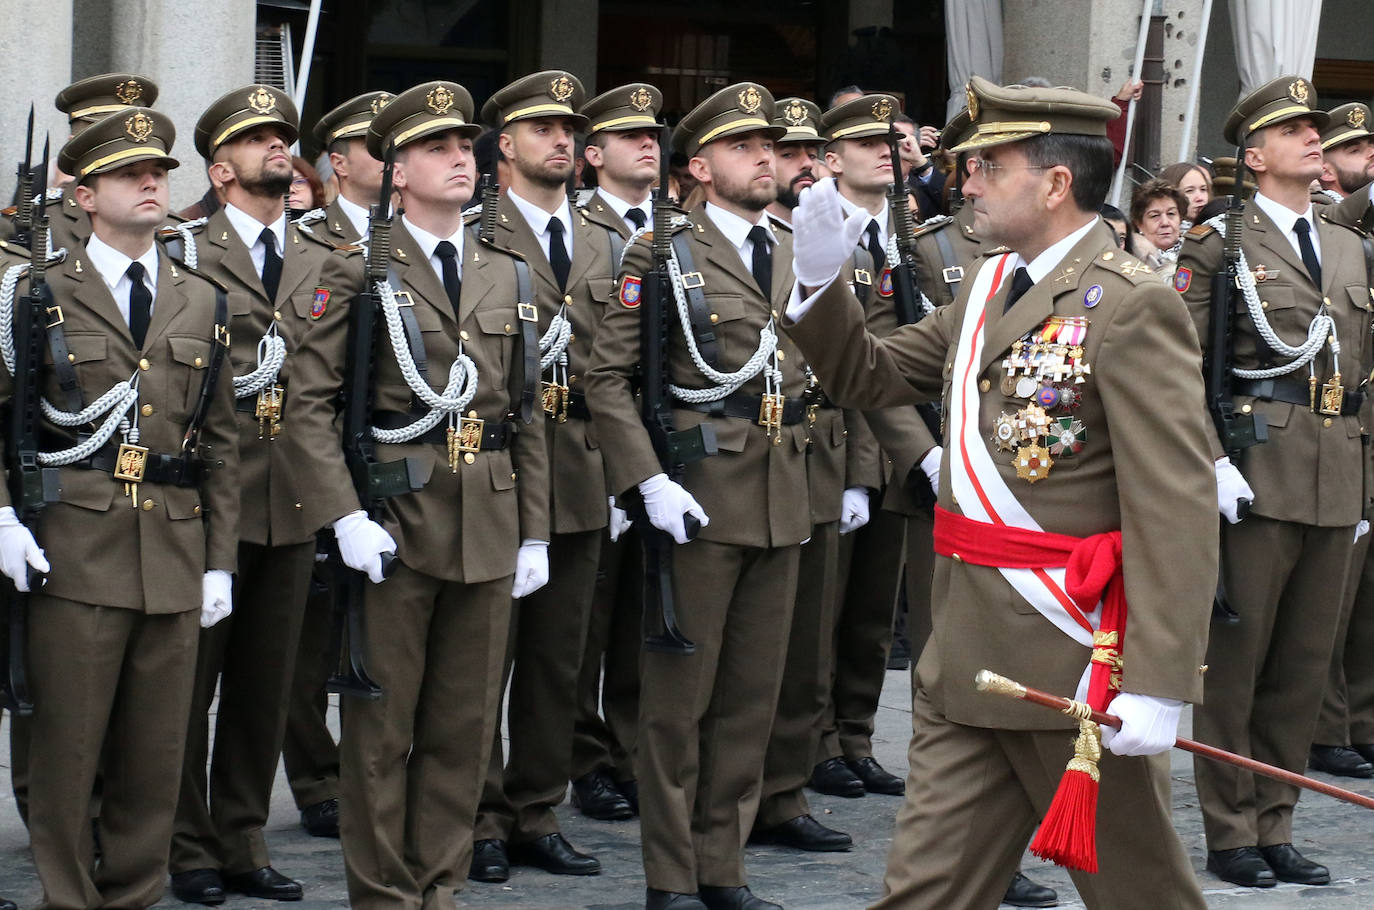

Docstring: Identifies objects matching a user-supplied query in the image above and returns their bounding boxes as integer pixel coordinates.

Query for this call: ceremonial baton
[976,669,1374,812]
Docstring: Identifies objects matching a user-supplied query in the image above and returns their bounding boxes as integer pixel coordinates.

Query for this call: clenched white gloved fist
[920,446,943,498]
[1101,693,1183,757]
[792,177,870,289]
[1356,519,1370,543]
[200,570,233,629]
[0,505,47,592]
[638,472,709,544]
[511,539,550,598]
[608,496,633,543]
[839,487,870,535]
[333,510,397,584]
[1214,457,1254,524]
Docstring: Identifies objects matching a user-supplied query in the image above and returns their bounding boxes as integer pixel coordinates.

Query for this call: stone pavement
[4,666,1374,909]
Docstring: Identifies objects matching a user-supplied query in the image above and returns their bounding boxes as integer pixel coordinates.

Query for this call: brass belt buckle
[758,393,785,445]
[447,416,486,472]
[255,384,285,439]
[541,381,569,422]
[115,442,149,506]
[1320,373,1346,416]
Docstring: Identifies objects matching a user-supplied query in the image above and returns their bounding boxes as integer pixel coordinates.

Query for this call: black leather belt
[565,389,592,421]
[371,411,513,449]
[1234,378,1365,416]
[677,392,806,426]
[71,444,202,486]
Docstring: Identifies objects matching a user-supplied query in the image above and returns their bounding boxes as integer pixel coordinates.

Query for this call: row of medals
[992,316,1090,484]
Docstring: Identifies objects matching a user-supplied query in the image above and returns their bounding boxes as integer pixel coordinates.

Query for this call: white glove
[792,177,870,288]
[0,506,47,592]
[200,569,233,629]
[1100,693,1183,757]
[511,539,550,598]
[608,496,633,543]
[638,472,709,544]
[1214,457,1254,524]
[332,510,397,584]
[920,446,943,498]
[839,487,870,535]
[1357,520,1370,543]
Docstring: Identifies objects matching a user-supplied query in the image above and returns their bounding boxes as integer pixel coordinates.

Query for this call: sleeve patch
[311,287,330,318]
[1173,267,1192,293]
[619,275,642,308]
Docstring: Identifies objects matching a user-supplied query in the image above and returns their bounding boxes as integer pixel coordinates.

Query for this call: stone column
[539,0,598,93]
[0,0,73,204]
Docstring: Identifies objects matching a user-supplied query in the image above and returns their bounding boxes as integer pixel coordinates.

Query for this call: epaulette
[982,244,1011,256]
[1186,222,1216,240]
[293,222,338,250]
[175,262,229,293]
[334,242,365,255]
[1095,249,1155,285]
[912,214,953,238]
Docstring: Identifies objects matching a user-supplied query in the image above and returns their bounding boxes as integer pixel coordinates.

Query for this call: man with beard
[169,84,352,905]
[469,70,606,883]
[587,82,809,910]
[567,82,667,824]
[1315,103,1374,206]
[765,98,822,227]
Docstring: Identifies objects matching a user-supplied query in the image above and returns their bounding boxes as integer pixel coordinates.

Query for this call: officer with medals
[305,91,396,245]
[784,76,1216,909]
[763,98,823,228]
[166,83,346,904]
[587,81,811,910]
[748,95,867,856]
[1178,77,1374,888]
[566,81,666,823]
[0,106,240,910]
[289,78,550,910]
[467,70,605,881]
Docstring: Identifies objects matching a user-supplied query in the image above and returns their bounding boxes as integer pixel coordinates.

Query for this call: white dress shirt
[704,201,775,272]
[336,193,371,240]
[507,188,573,264]
[84,232,158,325]
[401,214,465,284]
[1017,216,1100,285]
[222,203,287,278]
[1252,191,1322,269]
[837,194,890,253]
[597,188,653,233]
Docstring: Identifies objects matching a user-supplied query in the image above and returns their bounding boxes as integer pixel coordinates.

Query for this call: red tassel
[1030,720,1102,873]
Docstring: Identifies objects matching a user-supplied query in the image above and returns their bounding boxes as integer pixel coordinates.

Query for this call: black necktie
[865,219,886,274]
[626,207,647,231]
[749,225,773,297]
[1294,217,1322,288]
[1004,267,1034,313]
[126,261,151,349]
[258,227,282,302]
[434,240,462,318]
[547,216,571,291]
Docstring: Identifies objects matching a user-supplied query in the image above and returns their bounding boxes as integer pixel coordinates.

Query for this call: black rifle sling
[850,248,873,306]
[605,225,626,275]
[932,226,964,297]
[42,298,84,413]
[669,231,718,368]
[182,287,230,454]
[511,251,537,423]
[387,268,429,382]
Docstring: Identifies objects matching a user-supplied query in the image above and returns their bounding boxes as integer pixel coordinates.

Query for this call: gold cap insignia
[628,87,653,112]
[115,80,143,105]
[737,86,762,114]
[247,87,277,114]
[966,83,979,120]
[371,95,391,116]
[125,111,154,142]
[872,98,893,122]
[1288,79,1310,105]
[426,85,455,115]
[1351,107,1367,129]
[549,75,575,104]
[782,100,808,127]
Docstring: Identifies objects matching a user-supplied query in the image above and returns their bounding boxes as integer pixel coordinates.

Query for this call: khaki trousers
[1316,533,1374,745]
[282,557,340,810]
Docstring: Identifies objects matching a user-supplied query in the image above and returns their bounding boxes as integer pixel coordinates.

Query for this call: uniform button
[564,294,573,305]
[139,358,150,371]
[460,330,470,341]
[569,333,576,343]
[510,472,517,480]
[294,502,303,509]
[274,310,282,320]
[141,499,155,511]
[192,505,201,516]
[709,313,720,324]
[194,356,204,368]
[1241,404,1252,413]
[1324,417,1333,427]
[776,350,785,361]
[1101,251,1114,261]
[67,353,75,363]
[952,552,963,563]
[463,452,475,465]
[1199,664,1208,674]
[979,379,991,392]
[504,323,512,332]
[468,410,478,418]
[1324,296,1332,306]
[1261,300,1269,309]
[141,404,154,417]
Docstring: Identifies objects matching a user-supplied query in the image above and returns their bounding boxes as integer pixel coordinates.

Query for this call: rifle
[326,142,399,698]
[1203,149,1265,623]
[2,137,50,715]
[623,125,717,655]
[11,106,35,250]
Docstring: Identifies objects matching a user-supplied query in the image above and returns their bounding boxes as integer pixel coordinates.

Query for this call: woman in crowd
[1129,178,1188,281]
[1159,160,1214,226]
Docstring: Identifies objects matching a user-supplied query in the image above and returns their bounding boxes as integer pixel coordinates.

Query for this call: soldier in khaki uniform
[783,76,1215,910]
[289,79,550,910]
[301,91,396,245]
[587,82,810,910]
[168,84,341,904]
[909,110,986,311]
[468,70,605,881]
[0,108,240,910]
[763,98,823,228]
[1179,77,1374,889]
[566,82,667,823]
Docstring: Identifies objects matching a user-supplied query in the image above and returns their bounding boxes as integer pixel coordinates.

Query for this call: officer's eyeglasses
[965,157,1051,181]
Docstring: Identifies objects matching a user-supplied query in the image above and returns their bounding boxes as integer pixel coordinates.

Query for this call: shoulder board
[1316,208,1367,235]
[981,244,1011,256]
[294,223,338,249]
[175,262,229,292]
[1186,222,1216,240]
[912,215,953,238]
[334,242,365,255]
[1094,250,1156,284]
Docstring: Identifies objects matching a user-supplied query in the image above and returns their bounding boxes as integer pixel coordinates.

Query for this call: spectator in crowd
[1129,178,1187,280]
[1100,202,1132,249]
[288,155,325,218]
[1159,160,1214,225]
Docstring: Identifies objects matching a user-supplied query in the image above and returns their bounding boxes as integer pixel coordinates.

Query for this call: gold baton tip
[975,669,1026,698]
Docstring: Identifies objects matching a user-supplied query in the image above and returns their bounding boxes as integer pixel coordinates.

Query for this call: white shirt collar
[223,202,286,256]
[84,232,159,295]
[336,193,371,239]
[837,193,890,246]
[508,188,572,239]
[705,201,773,251]
[597,188,653,229]
[402,214,465,279]
[1019,217,1100,285]
[1252,191,1321,260]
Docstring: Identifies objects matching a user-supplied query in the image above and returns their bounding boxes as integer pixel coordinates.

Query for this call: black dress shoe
[300,797,340,837]
[1259,843,1330,885]
[699,885,781,910]
[469,839,509,883]
[887,637,911,671]
[621,777,640,815]
[646,889,708,910]
[571,770,634,820]
[1206,847,1276,888]
[1002,870,1059,907]
[846,757,905,795]
[808,757,865,798]
[509,832,601,875]
[1352,742,1374,765]
[749,814,852,852]
[1308,744,1374,778]
[223,867,303,901]
[171,869,227,906]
